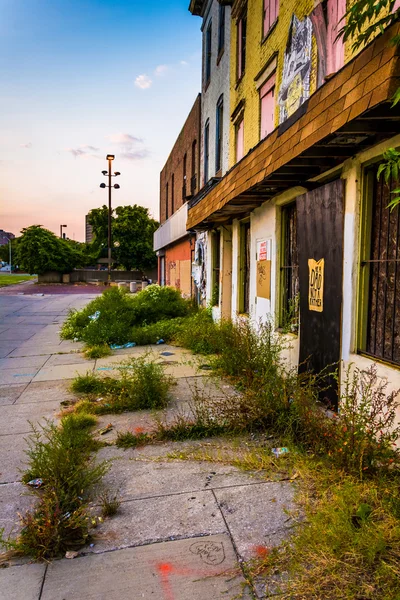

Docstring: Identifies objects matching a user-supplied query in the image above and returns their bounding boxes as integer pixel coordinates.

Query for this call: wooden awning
[187,23,400,229]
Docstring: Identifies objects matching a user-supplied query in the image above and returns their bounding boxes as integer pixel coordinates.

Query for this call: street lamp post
[100,155,120,282]
[60,224,67,239]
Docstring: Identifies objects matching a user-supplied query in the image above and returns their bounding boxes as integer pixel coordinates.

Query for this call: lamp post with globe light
[100,155,121,282]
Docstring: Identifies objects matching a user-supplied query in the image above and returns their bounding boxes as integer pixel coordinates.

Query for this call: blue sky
[0,0,202,240]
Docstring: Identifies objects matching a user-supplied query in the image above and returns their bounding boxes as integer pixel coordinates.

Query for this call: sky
[0,0,202,241]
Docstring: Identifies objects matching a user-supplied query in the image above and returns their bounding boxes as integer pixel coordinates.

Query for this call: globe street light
[99,154,121,282]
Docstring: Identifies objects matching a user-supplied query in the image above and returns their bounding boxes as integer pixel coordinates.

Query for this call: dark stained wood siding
[296,179,345,408]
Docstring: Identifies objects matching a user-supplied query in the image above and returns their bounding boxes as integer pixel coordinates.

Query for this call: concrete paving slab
[46,353,89,366]
[0,434,28,483]
[59,340,84,350]
[0,367,39,385]
[0,563,46,600]
[214,481,296,561]
[8,345,65,358]
[0,343,18,358]
[0,355,50,370]
[89,491,227,553]
[0,401,60,435]
[42,534,247,600]
[0,329,41,342]
[164,363,205,378]
[0,483,36,539]
[16,380,76,405]
[32,362,95,382]
[97,448,263,501]
[0,384,27,406]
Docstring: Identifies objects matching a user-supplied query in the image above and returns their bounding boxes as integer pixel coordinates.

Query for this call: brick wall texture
[159,94,201,224]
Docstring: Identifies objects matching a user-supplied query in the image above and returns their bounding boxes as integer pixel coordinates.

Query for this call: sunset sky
[0,0,201,241]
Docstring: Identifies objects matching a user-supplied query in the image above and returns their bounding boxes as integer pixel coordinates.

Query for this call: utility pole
[100,155,121,283]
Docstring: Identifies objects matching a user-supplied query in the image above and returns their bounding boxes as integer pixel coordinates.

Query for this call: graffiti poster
[308,258,324,312]
[279,15,313,123]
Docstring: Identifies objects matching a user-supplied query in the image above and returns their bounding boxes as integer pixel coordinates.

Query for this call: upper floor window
[260,72,276,139]
[237,15,246,80]
[204,120,210,184]
[215,95,223,173]
[183,153,187,201]
[165,182,169,220]
[171,173,175,213]
[218,4,225,56]
[263,0,279,38]
[205,21,212,85]
[191,139,197,194]
[235,117,244,163]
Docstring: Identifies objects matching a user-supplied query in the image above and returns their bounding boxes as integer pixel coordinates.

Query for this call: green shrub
[130,317,185,345]
[61,286,191,345]
[83,344,112,359]
[70,356,174,414]
[175,310,227,354]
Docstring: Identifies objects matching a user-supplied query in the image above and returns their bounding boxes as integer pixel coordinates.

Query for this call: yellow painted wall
[228,0,375,170]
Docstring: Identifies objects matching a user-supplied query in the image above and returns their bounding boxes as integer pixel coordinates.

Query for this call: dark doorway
[296,179,345,409]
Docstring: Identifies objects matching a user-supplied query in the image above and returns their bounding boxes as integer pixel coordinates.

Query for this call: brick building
[186,0,400,408]
[154,94,201,296]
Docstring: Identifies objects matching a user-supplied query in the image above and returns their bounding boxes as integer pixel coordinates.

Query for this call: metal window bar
[280,204,299,330]
[364,170,400,364]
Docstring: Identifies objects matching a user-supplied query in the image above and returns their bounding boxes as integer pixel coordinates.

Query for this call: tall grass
[0,414,107,560]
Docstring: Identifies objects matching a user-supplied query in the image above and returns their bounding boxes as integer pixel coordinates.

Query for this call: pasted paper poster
[258,240,267,261]
[256,260,271,299]
[308,258,324,312]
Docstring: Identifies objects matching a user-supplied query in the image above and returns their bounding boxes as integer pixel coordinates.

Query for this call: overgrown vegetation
[99,490,121,518]
[70,355,174,414]
[83,344,112,359]
[0,414,107,560]
[61,286,191,345]
[248,459,400,599]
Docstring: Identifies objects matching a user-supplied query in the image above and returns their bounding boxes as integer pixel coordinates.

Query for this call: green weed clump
[0,415,107,560]
[70,356,174,414]
[115,431,153,448]
[250,462,400,600]
[99,491,121,518]
[61,286,191,345]
[83,344,112,359]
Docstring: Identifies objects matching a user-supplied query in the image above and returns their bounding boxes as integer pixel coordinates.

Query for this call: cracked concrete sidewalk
[0,292,295,600]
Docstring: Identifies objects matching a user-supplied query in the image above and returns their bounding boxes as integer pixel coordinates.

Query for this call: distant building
[153,94,201,299]
[85,215,93,244]
[0,230,15,246]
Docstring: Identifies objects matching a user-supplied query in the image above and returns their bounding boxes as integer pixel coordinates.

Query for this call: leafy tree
[113,205,158,272]
[340,0,400,207]
[87,204,158,272]
[87,205,113,258]
[17,225,86,275]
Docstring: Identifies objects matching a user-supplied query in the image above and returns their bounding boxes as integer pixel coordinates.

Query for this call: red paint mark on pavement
[254,545,269,558]
[156,563,175,600]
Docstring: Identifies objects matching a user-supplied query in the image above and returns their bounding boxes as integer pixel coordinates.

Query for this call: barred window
[359,167,400,365]
[280,203,299,332]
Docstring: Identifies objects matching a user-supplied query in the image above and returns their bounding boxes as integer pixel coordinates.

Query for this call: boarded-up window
[361,168,400,365]
[236,118,244,162]
[240,222,251,314]
[263,0,279,38]
[260,72,276,139]
[212,230,221,306]
[280,203,299,331]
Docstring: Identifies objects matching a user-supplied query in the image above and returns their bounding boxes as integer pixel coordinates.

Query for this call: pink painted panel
[263,0,279,37]
[326,0,345,75]
[236,120,244,162]
[260,88,275,139]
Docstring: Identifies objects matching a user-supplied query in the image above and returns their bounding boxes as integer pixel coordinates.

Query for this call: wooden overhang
[187,23,400,230]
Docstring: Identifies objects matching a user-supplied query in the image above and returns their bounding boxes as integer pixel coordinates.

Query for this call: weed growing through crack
[83,344,112,360]
[0,414,108,560]
[115,431,153,448]
[100,491,121,518]
[70,355,174,414]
